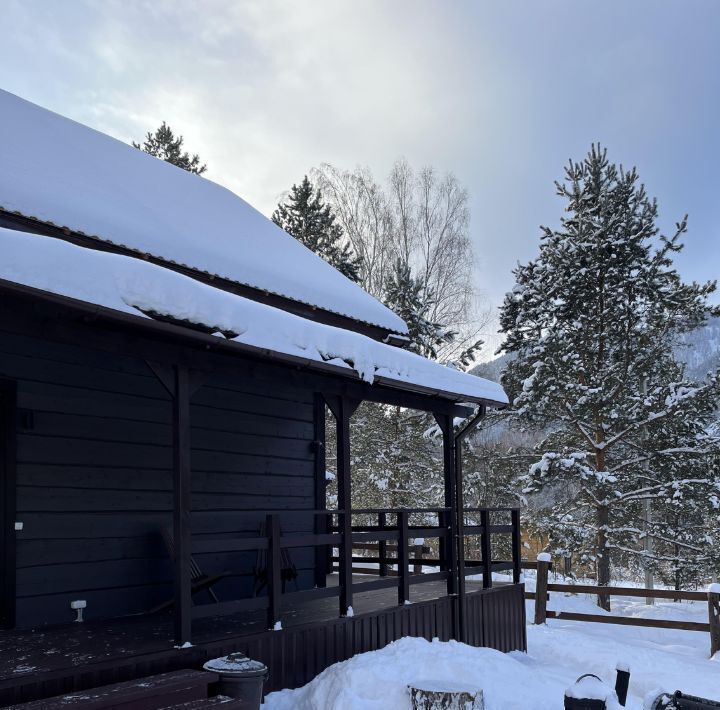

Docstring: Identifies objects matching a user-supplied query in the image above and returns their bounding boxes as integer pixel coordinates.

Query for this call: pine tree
[272,176,361,282]
[383,259,454,359]
[499,145,720,607]
[133,122,207,175]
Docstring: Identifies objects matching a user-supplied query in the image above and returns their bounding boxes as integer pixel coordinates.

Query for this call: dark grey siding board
[192,386,314,422]
[191,427,313,456]
[17,487,174,512]
[13,512,173,539]
[17,559,174,596]
[19,412,173,444]
[190,451,313,476]
[0,349,168,400]
[19,384,172,422]
[193,372,315,405]
[17,436,172,468]
[190,406,314,439]
[0,326,159,376]
[190,510,317,536]
[19,465,173,491]
[0,329,318,628]
[191,472,313,497]
[17,536,168,567]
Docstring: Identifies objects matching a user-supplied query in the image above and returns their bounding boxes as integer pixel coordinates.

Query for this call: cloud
[1,0,718,342]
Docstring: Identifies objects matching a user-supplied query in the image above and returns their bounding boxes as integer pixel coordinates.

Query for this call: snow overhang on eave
[0,207,409,342]
[0,278,507,409]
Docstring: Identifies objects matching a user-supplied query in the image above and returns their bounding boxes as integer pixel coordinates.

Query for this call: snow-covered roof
[0,89,407,335]
[0,227,508,405]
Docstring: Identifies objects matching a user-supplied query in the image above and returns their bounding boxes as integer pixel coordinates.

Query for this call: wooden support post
[453,405,485,643]
[313,395,328,589]
[172,364,192,646]
[398,511,410,605]
[709,587,720,657]
[325,395,360,617]
[378,512,388,577]
[511,509,522,584]
[434,414,458,608]
[480,509,492,589]
[534,555,550,625]
[267,513,282,630]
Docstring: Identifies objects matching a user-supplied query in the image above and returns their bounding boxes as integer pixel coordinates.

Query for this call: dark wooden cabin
[0,90,525,706]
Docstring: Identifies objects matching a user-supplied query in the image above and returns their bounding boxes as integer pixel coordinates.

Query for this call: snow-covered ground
[263,586,719,709]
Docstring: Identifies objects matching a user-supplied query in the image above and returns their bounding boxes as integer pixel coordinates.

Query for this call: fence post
[709,585,720,657]
[378,512,388,577]
[534,553,550,625]
[511,509,522,584]
[266,513,282,630]
[398,511,410,605]
[480,509,492,589]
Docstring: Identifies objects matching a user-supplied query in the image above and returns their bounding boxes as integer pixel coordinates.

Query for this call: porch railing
[330,507,522,587]
[183,506,522,638]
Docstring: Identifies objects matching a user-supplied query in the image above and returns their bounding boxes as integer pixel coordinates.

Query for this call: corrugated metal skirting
[465,584,527,652]
[207,585,526,693]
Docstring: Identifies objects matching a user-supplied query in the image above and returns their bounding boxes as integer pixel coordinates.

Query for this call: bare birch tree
[312,159,490,364]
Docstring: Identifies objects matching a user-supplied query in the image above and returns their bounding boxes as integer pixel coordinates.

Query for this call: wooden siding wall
[0,329,317,628]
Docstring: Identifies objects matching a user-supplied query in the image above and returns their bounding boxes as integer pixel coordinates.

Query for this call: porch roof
[0,89,407,336]
[0,227,508,406]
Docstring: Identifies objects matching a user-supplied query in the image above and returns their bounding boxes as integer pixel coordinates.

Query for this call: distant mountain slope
[470,352,511,383]
[676,316,720,380]
[473,316,720,385]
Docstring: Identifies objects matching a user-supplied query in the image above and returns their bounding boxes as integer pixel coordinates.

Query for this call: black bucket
[204,653,269,709]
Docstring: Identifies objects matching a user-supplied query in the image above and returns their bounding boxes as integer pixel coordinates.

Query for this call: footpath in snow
[262,592,720,709]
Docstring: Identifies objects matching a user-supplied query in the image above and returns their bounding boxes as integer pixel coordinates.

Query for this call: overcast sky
[2,0,718,353]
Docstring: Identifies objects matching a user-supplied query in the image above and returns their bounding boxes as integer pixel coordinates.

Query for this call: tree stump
[409,683,484,709]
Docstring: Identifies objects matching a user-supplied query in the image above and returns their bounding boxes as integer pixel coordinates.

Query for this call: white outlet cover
[14,522,23,531]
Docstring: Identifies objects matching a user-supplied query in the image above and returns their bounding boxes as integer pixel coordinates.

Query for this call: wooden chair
[150,527,231,613]
[253,521,299,596]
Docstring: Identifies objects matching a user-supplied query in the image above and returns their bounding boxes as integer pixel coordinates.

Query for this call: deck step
[7,669,219,709]
[165,697,244,709]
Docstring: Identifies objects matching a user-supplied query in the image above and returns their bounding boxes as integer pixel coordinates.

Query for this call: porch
[1,580,525,705]
[1,503,526,705]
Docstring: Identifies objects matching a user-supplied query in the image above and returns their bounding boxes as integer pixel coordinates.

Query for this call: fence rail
[530,556,720,657]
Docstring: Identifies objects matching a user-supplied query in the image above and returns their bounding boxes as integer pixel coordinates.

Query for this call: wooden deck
[0,579,526,705]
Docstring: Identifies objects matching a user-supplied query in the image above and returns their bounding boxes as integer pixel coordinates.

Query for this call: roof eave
[0,277,507,408]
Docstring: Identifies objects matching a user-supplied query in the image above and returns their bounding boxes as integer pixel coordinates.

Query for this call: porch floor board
[2,577,485,685]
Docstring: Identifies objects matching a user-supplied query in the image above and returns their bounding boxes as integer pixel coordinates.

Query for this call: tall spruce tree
[133,122,207,175]
[500,145,720,608]
[273,176,361,282]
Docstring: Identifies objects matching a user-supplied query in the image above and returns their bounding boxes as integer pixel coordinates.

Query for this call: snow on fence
[530,556,720,657]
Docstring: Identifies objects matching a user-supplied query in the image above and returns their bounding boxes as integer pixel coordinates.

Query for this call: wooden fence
[331,541,431,576]
[531,557,720,657]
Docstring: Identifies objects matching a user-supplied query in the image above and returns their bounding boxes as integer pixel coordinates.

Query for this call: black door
[0,380,16,629]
